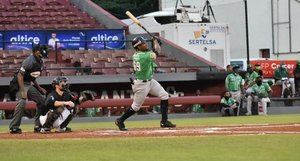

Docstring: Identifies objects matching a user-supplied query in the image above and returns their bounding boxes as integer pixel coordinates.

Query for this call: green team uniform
[132,51,154,80]
[131,51,169,111]
[251,83,271,98]
[225,73,243,91]
[220,97,236,106]
[245,71,259,86]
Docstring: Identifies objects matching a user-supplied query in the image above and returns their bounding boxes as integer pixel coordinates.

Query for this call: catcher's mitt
[79,90,96,103]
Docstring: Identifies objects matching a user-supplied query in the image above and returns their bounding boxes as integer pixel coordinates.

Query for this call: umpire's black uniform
[9,54,45,133]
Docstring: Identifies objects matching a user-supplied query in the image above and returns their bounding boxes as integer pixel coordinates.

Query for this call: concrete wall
[160,0,300,60]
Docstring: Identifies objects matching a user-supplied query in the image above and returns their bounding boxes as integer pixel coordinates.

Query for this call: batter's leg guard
[119,107,136,122]
[160,100,169,122]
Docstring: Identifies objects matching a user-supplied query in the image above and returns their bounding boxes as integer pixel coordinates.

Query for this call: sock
[160,100,168,122]
[119,107,136,122]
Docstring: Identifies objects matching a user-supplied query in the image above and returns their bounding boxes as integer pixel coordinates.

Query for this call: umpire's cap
[132,36,146,49]
[33,44,49,58]
[52,76,68,89]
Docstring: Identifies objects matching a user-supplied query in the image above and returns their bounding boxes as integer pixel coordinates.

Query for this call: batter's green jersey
[132,51,154,80]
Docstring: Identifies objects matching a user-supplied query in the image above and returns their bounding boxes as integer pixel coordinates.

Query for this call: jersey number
[133,62,141,71]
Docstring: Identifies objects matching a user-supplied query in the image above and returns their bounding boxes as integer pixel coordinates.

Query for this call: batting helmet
[132,36,146,49]
[52,76,69,90]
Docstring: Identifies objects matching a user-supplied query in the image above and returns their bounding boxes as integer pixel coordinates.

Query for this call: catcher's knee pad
[43,110,61,128]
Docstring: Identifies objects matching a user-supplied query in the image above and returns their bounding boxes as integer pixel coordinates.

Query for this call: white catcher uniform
[39,107,72,128]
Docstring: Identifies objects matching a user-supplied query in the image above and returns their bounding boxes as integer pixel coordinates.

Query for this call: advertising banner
[46,31,85,50]
[86,29,125,50]
[4,30,45,50]
[250,60,297,78]
[1,29,125,50]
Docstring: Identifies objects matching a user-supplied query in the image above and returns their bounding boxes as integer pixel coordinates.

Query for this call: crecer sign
[250,60,297,78]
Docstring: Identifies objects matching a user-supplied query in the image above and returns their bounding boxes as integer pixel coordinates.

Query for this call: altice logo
[10,35,40,44]
[90,34,119,43]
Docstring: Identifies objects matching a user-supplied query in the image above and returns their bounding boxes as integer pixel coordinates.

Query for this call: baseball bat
[125,11,157,39]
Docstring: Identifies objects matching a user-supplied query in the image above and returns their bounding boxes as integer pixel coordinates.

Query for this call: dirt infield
[1,124,299,139]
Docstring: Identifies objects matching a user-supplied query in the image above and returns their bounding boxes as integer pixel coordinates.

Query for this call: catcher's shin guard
[60,114,73,129]
[42,111,60,128]
[160,100,168,122]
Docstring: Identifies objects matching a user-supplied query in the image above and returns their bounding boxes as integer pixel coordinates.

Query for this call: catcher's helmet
[132,36,146,49]
[52,76,69,90]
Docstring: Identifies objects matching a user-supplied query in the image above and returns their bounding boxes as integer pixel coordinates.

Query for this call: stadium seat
[7,6,19,12]
[46,69,61,76]
[105,62,119,68]
[14,59,23,64]
[176,67,188,73]
[90,62,104,75]
[112,51,126,58]
[84,53,98,59]
[102,68,117,75]
[94,57,109,63]
[98,52,112,59]
[9,64,19,69]
[3,53,17,59]
[23,0,36,6]
[10,0,23,6]
[1,71,15,77]
[0,59,15,65]
[118,61,132,68]
[0,5,6,12]
[61,69,78,76]
[116,68,132,74]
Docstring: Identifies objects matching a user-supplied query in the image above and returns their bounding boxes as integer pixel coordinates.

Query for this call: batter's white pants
[131,79,169,111]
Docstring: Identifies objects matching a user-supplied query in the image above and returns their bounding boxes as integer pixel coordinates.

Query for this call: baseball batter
[115,36,176,131]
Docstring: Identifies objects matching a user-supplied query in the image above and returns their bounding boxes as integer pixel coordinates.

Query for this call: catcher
[39,76,95,133]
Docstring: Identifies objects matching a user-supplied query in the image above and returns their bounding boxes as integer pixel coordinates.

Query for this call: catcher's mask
[33,44,49,58]
[52,76,69,91]
[132,36,146,49]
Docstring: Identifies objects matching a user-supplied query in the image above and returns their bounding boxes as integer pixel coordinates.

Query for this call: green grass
[0,135,300,161]
[0,114,300,161]
[1,114,300,132]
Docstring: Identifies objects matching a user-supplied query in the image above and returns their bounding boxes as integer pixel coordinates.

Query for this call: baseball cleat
[55,127,72,133]
[10,128,22,134]
[34,126,41,133]
[115,118,127,131]
[160,120,176,128]
[40,127,51,134]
